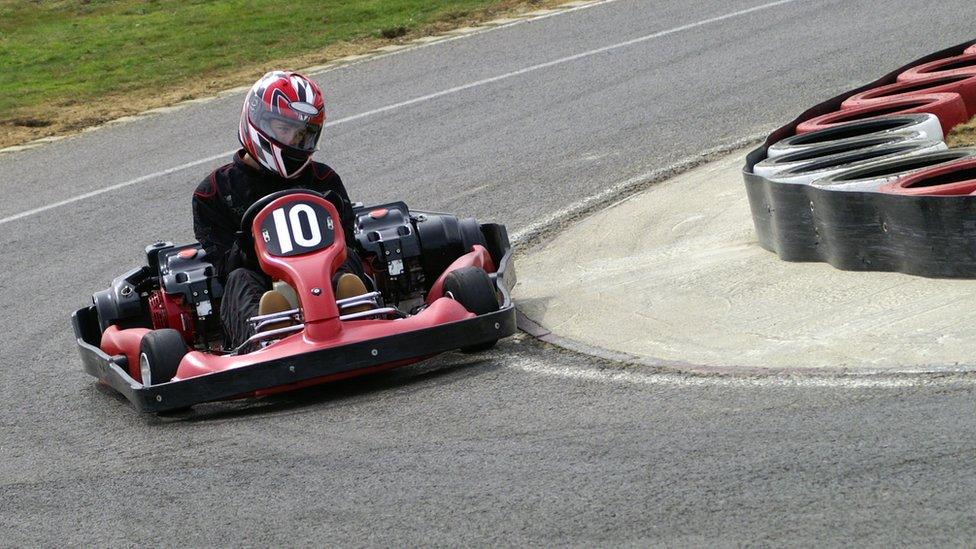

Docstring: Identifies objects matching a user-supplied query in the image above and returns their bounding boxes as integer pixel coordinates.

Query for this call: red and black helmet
[239,71,326,179]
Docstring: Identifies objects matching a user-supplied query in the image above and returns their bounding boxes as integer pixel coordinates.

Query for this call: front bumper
[72,304,515,413]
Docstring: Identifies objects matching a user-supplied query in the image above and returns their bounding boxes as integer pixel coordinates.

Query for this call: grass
[7,1,972,151]
[0,0,558,147]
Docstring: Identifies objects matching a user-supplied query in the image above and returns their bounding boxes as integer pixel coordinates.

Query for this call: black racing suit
[192,150,365,348]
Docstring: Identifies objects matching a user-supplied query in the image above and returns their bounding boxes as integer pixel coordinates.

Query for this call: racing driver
[192,70,369,349]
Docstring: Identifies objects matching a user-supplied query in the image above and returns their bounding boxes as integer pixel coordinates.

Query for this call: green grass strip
[0,0,515,118]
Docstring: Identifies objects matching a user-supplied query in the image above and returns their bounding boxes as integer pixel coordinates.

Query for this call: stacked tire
[880,157,976,196]
[841,74,976,114]
[811,149,976,192]
[744,40,976,277]
[794,93,968,136]
[754,46,976,194]
[864,44,976,197]
[898,52,976,82]
[754,40,976,190]
[754,113,961,192]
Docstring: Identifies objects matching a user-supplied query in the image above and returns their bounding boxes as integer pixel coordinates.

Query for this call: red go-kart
[71,190,517,412]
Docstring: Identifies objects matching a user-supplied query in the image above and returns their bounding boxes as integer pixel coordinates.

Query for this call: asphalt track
[4,0,976,545]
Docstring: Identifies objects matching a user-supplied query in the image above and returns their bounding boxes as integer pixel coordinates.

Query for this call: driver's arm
[192,177,245,278]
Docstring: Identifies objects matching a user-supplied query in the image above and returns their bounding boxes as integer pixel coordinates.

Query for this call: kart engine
[353,202,489,306]
[92,241,223,349]
[146,242,223,347]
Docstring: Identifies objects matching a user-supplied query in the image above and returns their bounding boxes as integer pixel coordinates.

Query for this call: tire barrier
[766,114,943,158]
[898,52,976,82]
[841,73,976,116]
[794,93,967,136]
[880,157,976,196]
[967,44,976,55]
[764,139,947,185]
[744,39,976,277]
[752,131,933,177]
[810,148,976,192]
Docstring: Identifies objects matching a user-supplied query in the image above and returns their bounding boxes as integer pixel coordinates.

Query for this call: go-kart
[71,189,517,413]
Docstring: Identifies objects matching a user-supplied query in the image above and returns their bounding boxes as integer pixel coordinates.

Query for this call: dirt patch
[0,0,571,150]
[516,149,976,372]
[946,116,976,147]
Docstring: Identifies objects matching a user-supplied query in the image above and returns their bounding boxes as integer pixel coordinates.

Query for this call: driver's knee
[224,268,271,298]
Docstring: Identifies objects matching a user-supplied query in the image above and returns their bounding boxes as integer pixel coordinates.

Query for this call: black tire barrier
[766,139,946,185]
[880,157,976,196]
[744,39,976,277]
[752,131,930,177]
[841,73,976,116]
[766,114,943,159]
[795,93,968,136]
[810,148,976,192]
[744,179,976,277]
[899,52,976,82]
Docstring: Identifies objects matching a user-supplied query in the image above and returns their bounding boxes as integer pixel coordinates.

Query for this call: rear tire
[139,329,188,386]
[443,266,499,352]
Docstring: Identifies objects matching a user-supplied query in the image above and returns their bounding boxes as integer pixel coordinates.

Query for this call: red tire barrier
[964,44,976,55]
[841,73,976,116]
[898,52,976,82]
[794,93,967,136]
[879,157,976,196]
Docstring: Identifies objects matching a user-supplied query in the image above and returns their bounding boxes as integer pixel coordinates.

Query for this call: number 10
[271,204,323,253]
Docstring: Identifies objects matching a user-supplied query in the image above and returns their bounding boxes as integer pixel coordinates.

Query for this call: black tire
[443,266,499,315]
[443,266,499,352]
[139,329,188,386]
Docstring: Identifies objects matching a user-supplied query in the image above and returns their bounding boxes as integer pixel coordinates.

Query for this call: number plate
[259,201,336,257]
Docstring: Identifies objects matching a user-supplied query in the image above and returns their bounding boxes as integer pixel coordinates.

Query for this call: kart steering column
[251,193,348,342]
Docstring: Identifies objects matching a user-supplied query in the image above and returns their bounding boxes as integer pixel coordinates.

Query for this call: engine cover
[353,202,488,305]
[154,243,224,346]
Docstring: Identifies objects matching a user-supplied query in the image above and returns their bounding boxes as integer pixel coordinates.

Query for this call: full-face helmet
[239,71,325,179]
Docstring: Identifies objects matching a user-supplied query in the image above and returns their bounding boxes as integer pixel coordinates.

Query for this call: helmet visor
[255,99,322,152]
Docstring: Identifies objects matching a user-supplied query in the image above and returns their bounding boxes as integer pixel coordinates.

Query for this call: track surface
[4,0,976,544]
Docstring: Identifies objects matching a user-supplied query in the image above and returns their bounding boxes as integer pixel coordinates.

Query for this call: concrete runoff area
[515,150,976,373]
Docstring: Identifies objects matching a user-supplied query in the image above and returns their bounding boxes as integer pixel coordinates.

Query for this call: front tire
[139,329,188,386]
[443,266,500,352]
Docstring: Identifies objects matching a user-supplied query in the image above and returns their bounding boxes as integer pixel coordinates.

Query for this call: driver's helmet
[238,71,325,179]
